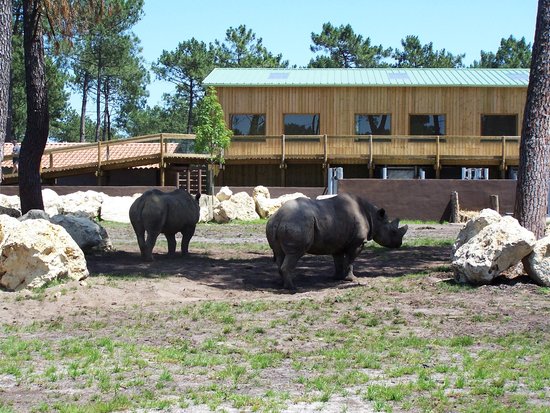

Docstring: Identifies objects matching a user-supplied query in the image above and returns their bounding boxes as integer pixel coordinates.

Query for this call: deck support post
[159,133,165,186]
[435,135,441,179]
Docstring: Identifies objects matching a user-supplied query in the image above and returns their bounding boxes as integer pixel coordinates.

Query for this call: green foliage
[124,93,189,136]
[152,38,216,132]
[392,35,465,68]
[10,34,70,140]
[195,87,232,163]
[215,24,289,68]
[308,22,391,68]
[472,35,532,68]
[68,0,148,140]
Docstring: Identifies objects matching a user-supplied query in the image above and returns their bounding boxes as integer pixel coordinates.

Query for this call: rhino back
[163,190,200,230]
[270,196,370,255]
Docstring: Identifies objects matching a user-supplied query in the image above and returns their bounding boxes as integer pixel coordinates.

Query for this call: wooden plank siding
[216,85,526,174]
[216,86,527,136]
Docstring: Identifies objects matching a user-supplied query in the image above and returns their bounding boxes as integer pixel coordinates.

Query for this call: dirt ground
[1,222,466,324]
[1,221,550,412]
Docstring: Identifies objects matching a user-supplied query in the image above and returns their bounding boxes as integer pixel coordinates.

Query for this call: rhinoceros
[129,188,201,261]
[266,194,408,290]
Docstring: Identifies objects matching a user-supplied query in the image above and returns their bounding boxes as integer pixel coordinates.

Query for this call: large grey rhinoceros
[266,194,408,290]
[129,188,201,261]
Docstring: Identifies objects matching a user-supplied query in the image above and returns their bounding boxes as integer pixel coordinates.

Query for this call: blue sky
[131,0,537,107]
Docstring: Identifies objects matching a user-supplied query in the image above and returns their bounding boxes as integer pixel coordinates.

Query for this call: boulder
[213,191,259,223]
[59,190,104,219]
[452,208,502,254]
[0,194,20,212]
[0,215,88,291]
[452,216,536,285]
[199,195,220,222]
[19,209,50,221]
[524,236,550,287]
[100,194,139,223]
[20,210,111,252]
[42,188,62,216]
[252,185,270,200]
[216,186,233,202]
[0,205,21,218]
[50,215,112,253]
[255,192,308,219]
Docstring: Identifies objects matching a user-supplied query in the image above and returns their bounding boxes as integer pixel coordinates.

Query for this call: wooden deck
[1,133,521,184]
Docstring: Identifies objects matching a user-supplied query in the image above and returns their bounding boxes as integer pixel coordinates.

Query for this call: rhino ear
[377,208,386,219]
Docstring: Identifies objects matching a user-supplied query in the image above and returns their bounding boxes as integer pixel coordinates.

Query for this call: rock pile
[0,215,88,291]
[451,209,550,286]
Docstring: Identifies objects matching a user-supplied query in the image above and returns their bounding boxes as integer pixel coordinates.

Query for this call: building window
[481,115,518,136]
[230,114,266,135]
[410,114,446,135]
[355,114,391,135]
[284,114,320,135]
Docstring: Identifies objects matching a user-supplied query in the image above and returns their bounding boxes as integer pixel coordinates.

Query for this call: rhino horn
[391,218,400,228]
[399,224,408,237]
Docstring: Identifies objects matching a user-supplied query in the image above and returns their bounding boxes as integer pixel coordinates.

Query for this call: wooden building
[203,68,529,187]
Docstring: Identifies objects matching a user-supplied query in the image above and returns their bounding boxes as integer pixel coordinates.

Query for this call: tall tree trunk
[187,80,194,133]
[95,53,101,142]
[7,3,22,142]
[79,72,90,142]
[0,0,12,182]
[102,79,109,141]
[515,0,550,239]
[20,0,48,213]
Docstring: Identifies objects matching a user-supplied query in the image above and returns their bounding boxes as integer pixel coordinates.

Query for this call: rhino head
[371,209,408,248]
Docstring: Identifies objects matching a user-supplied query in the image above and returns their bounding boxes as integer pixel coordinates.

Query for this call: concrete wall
[0,180,516,222]
[339,179,517,222]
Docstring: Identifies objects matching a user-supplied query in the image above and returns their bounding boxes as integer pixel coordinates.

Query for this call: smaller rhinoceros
[129,188,201,261]
[266,194,408,290]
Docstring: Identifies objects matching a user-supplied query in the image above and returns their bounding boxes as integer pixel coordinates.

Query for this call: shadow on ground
[85,245,454,293]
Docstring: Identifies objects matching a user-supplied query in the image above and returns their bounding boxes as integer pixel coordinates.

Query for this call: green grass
[1,233,548,413]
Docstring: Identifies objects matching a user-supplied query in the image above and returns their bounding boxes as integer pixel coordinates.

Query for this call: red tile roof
[2,141,183,170]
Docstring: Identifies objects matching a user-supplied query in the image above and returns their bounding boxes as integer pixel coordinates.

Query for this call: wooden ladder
[176,165,207,195]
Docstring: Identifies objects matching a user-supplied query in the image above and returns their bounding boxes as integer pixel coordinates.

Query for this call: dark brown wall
[339,179,517,222]
[0,180,516,222]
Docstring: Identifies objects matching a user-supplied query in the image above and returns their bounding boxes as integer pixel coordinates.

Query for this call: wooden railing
[224,134,521,171]
[2,133,206,185]
[1,133,522,183]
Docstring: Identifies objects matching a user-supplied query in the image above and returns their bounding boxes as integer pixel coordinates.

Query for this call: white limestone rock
[59,190,104,219]
[100,194,139,223]
[42,188,62,216]
[216,186,233,202]
[452,216,536,285]
[452,208,502,254]
[524,236,550,287]
[0,215,88,291]
[199,195,220,222]
[0,194,20,214]
[252,185,270,200]
[252,186,308,219]
[213,191,259,223]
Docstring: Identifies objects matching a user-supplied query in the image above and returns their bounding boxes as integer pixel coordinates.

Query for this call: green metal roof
[203,68,529,88]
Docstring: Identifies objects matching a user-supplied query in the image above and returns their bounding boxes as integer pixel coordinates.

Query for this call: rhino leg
[280,253,301,291]
[180,226,196,255]
[136,230,147,259]
[144,230,160,262]
[332,253,346,279]
[166,233,177,256]
[342,245,364,281]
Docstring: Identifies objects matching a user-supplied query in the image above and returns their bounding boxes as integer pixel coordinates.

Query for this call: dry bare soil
[1,221,549,413]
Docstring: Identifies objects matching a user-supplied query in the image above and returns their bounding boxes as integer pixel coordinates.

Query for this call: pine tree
[515,0,550,239]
